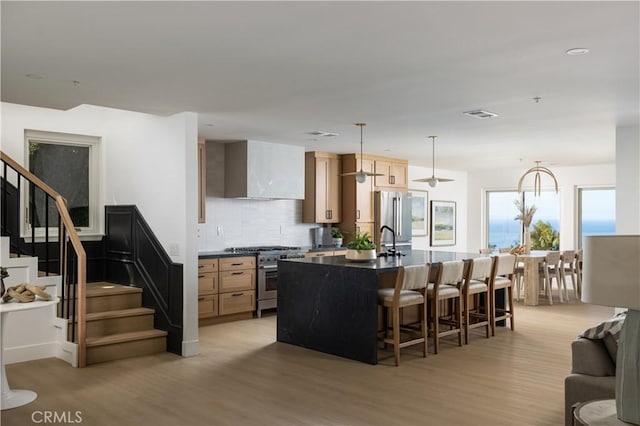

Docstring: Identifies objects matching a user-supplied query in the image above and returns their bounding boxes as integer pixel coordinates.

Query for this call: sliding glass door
[577,187,616,248]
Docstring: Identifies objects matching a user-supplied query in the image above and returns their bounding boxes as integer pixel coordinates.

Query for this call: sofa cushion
[602,333,618,363]
[571,338,615,376]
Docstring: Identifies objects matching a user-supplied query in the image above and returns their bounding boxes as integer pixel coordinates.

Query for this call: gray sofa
[564,335,616,426]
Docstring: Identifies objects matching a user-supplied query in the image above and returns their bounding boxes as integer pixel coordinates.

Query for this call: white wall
[408,165,469,252]
[1,102,199,359]
[616,125,640,233]
[466,164,616,252]
[198,142,316,251]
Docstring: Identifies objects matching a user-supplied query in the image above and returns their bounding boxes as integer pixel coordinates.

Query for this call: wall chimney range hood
[224,140,305,200]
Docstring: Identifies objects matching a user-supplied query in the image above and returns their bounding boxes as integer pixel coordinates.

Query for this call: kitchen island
[276,250,486,364]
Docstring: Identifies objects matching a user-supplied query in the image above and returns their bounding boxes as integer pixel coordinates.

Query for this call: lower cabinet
[198,256,256,321]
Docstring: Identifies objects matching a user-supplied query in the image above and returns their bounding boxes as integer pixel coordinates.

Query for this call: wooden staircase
[70,283,168,365]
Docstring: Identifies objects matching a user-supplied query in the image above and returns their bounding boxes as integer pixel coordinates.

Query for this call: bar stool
[378,264,429,366]
[463,257,495,344]
[427,260,464,354]
[490,254,516,336]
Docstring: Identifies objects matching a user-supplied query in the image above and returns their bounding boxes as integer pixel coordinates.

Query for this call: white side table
[574,399,633,426]
[1,298,59,410]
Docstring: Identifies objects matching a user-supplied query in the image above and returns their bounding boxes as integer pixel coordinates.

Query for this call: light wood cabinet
[303,152,341,223]
[339,153,376,244]
[374,159,408,189]
[198,256,256,321]
[198,138,206,223]
[305,250,335,258]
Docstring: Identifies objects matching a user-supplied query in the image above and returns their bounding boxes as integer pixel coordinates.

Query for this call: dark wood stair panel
[68,308,156,338]
[85,330,168,365]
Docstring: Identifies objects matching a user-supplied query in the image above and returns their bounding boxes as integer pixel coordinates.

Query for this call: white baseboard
[181,339,200,357]
[4,342,58,365]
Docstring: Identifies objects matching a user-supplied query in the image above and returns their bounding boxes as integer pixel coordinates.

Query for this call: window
[577,187,615,248]
[486,190,560,250]
[25,130,100,236]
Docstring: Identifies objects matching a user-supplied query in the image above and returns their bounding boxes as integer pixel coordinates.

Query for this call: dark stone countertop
[198,251,257,259]
[280,249,486,272]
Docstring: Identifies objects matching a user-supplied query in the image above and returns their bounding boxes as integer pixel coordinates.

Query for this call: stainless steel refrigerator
[374,191,413,250]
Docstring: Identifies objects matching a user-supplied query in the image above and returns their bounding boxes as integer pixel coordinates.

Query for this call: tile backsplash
[198,142,317,251]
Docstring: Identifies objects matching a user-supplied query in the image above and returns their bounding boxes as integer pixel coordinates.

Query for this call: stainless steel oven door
[258,265,278,300]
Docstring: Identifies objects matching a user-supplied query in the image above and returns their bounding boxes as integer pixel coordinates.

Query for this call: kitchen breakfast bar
[276,250,494,365]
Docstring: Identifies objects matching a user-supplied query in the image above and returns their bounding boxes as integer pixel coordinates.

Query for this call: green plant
[331,229,344,239]
[346,231,375,251]
[530,220,560,250]
[0,267,8,279]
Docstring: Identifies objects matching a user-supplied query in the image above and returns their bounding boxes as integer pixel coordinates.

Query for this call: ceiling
[2,1,638,171]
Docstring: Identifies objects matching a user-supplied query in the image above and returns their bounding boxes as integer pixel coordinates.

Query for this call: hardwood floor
[2,299,613,426]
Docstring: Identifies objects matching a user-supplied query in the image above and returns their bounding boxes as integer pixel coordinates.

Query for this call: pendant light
[341,123,383,183]
[517,161,559,196]
[413,136,454,187]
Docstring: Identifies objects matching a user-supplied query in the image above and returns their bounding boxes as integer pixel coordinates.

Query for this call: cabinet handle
[231,263,243,266]
[198,275,205,278]
[198,297,205,301]
[198,265,205,269]
[329,210,333,219]
[231,271,244,275]
[356,209,360,220]
[390,175,395,184]
[232,292,244,297]
[316,253,325,256]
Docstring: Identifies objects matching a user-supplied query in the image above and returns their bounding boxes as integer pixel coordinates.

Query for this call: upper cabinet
[374,159,408,189]
[341,154,375,223]
[303,152,342,223]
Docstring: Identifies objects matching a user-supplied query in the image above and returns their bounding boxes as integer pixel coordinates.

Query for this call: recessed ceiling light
[464,110,499,119]
[566,48,590,56]
[24,73,44,79]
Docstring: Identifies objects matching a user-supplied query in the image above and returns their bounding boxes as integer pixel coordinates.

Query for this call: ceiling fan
[413,136,455,187]
[341,122,384,183]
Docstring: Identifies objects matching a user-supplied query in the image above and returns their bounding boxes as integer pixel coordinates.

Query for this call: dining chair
[427,260,464,354]
[463,256,495,344]
[498,247,512,253]
[560,250,577,301]
[479,248,492,254]
[490,254,516,336]
[540,251,563,304]
[574,249,583,299]
[378,264,429,366]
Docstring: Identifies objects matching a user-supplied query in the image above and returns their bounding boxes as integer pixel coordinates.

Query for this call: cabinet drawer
[219,291,255,316]
[198,294,218,318]
[306,251,334,258]
[198,272,218,294]
[198,258,218,273]
[219,270,255,293]
[219,257,256,271]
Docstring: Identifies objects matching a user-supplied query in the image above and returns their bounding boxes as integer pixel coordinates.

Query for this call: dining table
[516,251,548,306]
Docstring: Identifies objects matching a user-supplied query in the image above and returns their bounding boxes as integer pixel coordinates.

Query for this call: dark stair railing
[1,151,88,367]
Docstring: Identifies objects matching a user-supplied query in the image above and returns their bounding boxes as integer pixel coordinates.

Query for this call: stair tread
[86,329,168,347]
[85,282,142,297]
[69,307,155,322]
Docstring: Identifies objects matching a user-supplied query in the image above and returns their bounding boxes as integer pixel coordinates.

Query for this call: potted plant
[331,229,344,247]
[345,231,377,261]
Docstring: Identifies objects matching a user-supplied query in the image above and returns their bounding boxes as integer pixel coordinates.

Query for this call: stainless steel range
[225,246,305,317]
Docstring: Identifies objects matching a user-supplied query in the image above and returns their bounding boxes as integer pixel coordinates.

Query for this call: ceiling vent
[463,110,499,119]
[307,131,339,137]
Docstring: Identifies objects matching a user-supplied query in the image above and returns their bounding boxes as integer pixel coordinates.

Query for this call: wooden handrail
[1,150,87,367]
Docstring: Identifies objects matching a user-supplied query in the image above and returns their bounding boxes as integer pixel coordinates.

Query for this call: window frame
[575,185,616,249]
[23,129,101,238]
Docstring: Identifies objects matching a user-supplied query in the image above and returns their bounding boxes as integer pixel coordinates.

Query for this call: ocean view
[488,219,615,249]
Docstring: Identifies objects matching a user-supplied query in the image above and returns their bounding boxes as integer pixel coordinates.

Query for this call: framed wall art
[430,200,456,246]
[409,190,428,237]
